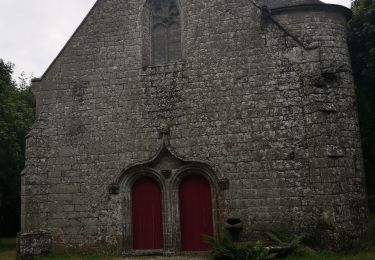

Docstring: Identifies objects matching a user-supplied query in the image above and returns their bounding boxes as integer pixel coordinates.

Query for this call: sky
[0,0,351,82]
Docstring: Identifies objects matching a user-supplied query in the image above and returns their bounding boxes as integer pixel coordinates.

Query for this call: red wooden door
[179,175,214,251]
[132,177,163,250]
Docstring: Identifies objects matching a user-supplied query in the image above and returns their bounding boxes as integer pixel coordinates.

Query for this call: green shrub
[207,234,269,260]
[369,213,375,246]
[264,225,303,258]
[266,228,302,249]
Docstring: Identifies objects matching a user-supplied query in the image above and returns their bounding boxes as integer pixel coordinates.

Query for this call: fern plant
[206,234,269,260]
[266,227,303,249]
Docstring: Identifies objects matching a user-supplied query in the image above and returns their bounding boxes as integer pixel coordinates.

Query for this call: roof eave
[270,4,352,21]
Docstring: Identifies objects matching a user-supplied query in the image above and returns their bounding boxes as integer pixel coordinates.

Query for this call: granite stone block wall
[19,0,368,256]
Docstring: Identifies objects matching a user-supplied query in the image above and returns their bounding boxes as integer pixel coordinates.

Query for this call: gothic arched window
[151,0,181,64]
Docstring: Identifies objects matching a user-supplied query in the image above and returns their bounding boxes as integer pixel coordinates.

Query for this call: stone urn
[225,218,243,241]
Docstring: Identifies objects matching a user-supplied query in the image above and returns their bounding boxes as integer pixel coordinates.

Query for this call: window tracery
[151,0,181,64]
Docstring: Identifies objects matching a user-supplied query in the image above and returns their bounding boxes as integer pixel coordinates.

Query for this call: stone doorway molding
[110,133,228,255]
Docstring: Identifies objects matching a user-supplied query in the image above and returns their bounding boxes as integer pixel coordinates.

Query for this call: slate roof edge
[270,3,352,20]
[32,0,100,83]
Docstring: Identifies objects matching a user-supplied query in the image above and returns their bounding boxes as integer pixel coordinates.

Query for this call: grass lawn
[286,249,375,260]
[37,257,120,260]
[0,237,16,260]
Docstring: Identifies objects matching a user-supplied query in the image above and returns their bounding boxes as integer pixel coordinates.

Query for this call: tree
[0,59,35,237]
[348,0,375,200]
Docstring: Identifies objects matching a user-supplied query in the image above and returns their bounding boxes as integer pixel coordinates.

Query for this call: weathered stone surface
[17,230,51,259]
[20,0,368,257]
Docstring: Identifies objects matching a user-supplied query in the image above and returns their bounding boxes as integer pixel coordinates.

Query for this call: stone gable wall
[21,0,368,255]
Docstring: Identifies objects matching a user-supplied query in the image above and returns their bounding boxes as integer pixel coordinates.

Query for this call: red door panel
[179,175,214,251]
[132,177,163,250]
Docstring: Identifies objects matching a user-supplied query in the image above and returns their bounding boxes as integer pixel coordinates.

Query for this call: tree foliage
[348,0,375,198]
[0,59,35,237]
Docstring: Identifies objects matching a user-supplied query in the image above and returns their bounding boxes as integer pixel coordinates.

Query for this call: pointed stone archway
[111,134,228,255]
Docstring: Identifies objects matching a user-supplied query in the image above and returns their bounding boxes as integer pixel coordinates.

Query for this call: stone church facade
[19,0,368,257]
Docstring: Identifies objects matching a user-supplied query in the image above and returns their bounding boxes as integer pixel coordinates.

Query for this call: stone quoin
[19,0,369,258]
